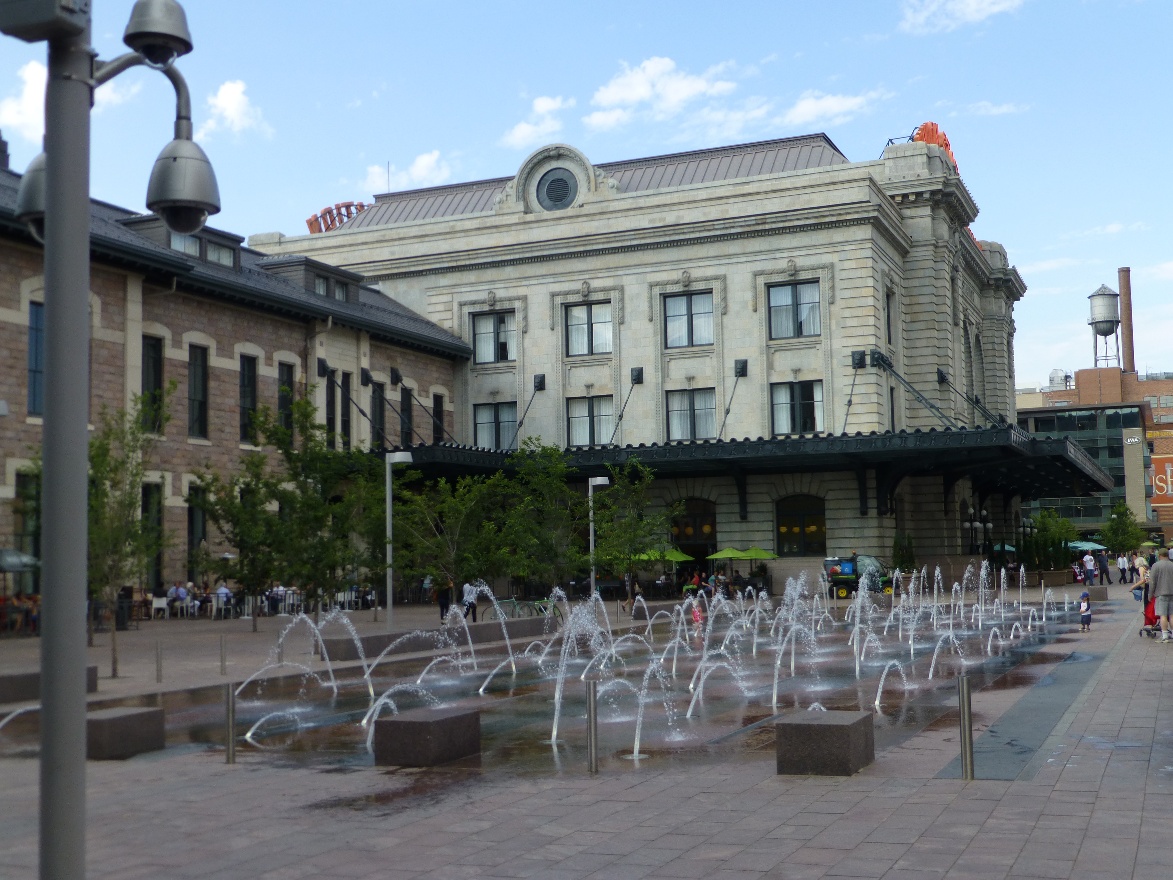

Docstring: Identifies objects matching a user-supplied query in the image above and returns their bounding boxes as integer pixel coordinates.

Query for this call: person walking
[462,580,478,622]
[1096,550,1112,585]
[1117,553,1130,585]
[1149,548,1173,642]
[1082,551,1097,586]
[437,577,452,622]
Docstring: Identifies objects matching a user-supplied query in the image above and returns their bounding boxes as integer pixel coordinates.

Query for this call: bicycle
[483,597,535,621]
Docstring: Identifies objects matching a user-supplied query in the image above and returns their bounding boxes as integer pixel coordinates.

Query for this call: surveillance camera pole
[39,20,94,880]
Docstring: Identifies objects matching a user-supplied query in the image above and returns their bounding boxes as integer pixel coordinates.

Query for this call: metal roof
[0,169,470,359]
[343,134,849,230]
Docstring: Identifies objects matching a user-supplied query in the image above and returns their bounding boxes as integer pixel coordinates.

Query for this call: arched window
[775,495,826,557]
[671,498,717,564]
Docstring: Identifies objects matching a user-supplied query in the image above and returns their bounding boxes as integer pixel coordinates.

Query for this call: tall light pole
[385,451,413,631]
[1,3,219,876]
[588,476,609,596]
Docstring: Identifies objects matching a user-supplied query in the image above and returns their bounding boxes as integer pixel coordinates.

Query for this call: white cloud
[363,150,452,194]
[500,95,575,150]
[0,60,46,143]
[588,57,735,125]
[899,0,1024,34]
[583,108,631,132]
[686,100,773,141]
[1143,261,1173,281]
[967,100,1028,115]
[195,80,272,141]
[1061,221,1147,239]
[781,89,889,127]
[94,79,141,113]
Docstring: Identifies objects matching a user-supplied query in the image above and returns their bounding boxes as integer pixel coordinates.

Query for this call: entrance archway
[775,495,826,557]
[672,498,717,570]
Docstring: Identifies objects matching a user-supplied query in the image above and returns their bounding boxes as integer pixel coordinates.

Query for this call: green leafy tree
[1100,500,1146,555]
[393,470,510,591]
[593,458,681,602]
[1032,508,1078,570]
[500,441,587,591]
[192,450,283,633]
[87,387,172,676]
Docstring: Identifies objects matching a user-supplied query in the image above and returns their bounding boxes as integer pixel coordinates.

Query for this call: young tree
[500,441,588,592]
[393,470,510,591]
[87,388,172,676]
[1100,500,1146,555]
[192,450,283,633]
[593,458,681,604]
[1033,508,1078,570]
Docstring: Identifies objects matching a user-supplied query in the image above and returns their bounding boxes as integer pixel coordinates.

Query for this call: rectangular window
[239,354,257,443]
[371,382,386,447]
[768,282,821,339]
[277,362,295,434]
[340,371,352,450]
[335,282,348,302]
[566,302,613,356]
[169,231,200,256]
[666,388,717,441]
[188,345,208,438]
[771,380,824,434]
[474,402,518,450]
[28,301,44,416]
[432,393,445,444]
[142,483,163,594]
[325,369,336,449]
[567,395,614,446]
[400,385,413,446]
[473,311,516,363]
[186,485,207,585]
[142,335,164,433]
[314,275,329,297]
[14,472,40,594]
[206,241,234,267]
[664,292,714,348]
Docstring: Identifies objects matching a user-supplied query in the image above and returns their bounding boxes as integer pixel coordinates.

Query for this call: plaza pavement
[1,585,1170,879]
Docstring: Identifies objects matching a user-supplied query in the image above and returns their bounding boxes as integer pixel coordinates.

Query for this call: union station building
[251,127,1111,580]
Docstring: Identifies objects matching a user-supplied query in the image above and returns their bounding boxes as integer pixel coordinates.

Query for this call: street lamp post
[588,476,609,596]
[385,451,413,631]
[0,3,219,876]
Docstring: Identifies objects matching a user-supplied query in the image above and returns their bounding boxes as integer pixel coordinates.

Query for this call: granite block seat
[0,666,97,704]
[373,706,480,767]
[775,709,874,776]
[86,707,165,760]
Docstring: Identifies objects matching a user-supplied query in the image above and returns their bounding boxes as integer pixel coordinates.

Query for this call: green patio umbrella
[706,548,748,560]
[633,548,694,563]
[740,546,778,560]
[1140,541,1159,548]
[1070,540,1107,551]
[993,542,1015,552]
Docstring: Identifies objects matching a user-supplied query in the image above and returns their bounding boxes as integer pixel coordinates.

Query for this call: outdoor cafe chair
[150,597,168,620]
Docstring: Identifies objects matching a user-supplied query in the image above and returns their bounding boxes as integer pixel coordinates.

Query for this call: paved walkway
[1,587,1168,879]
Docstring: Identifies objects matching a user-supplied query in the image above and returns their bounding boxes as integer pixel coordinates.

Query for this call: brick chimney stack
[1118,266,1135,373]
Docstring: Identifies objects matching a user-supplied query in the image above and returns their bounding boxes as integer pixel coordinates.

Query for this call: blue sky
[2,0,1171,390]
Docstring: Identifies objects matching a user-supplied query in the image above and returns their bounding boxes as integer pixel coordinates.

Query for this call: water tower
[1088,284,1121,367]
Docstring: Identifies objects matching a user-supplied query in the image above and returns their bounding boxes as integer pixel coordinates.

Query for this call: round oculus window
[536,167,578,211]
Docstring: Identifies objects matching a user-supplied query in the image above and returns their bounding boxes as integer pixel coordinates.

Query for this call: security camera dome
[123,0,193,68]
[15,152,47,243]
[146,138,220,235]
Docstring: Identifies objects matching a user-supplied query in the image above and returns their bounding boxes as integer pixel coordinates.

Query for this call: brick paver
[0,588,1165,878]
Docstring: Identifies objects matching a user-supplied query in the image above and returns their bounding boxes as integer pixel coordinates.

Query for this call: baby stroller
[1140,594,1160,638]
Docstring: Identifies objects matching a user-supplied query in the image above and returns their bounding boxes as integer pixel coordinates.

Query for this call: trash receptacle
[115,597,131,631]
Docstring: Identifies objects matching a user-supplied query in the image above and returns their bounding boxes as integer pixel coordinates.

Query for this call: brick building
[1016,268,1173,542]
[0,133,469,592]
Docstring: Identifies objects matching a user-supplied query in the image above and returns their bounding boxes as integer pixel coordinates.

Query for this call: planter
[1034,569,1074,588]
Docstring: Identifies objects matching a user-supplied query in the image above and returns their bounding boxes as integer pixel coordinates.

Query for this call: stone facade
[254,133,1065,578]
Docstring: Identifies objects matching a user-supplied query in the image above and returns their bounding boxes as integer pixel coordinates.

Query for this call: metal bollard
[220,634,227,676]
[225,683,236,764]
[958,674,974,781]
[155,640,162,684]
[586,679,599,774]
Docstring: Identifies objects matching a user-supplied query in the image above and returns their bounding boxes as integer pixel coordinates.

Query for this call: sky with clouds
[1,0,1171,389]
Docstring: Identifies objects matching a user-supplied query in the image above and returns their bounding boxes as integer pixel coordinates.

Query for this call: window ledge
[471,362,517,374]
[187,437,213,446]
[239,442,263,452]
[25,415,43,425]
